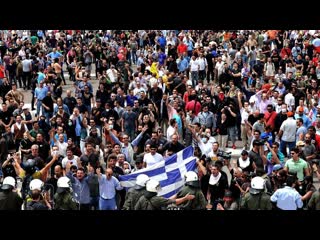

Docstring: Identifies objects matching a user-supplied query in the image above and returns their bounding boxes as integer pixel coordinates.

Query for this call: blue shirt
[294,114,311,128]
[270,186,303,210]
[46,51,63,60]
[35,86,48,100]
[74,115,82,137]
[266,150,285,175]
[178,58,189,72]
[110,131,144,163]
[98,175,123,199]
[126,95,138,107]
[67,171,92,204]
[37,72,46,84]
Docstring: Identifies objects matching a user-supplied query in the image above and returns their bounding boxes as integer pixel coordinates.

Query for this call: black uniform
[0,190,23,210]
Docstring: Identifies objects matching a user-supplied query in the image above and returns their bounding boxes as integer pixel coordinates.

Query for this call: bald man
[96,168,123,210]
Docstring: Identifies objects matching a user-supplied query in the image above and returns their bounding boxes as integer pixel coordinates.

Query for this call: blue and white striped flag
[119,146,197,198]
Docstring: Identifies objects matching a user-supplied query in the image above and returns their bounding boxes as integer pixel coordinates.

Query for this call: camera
[233,177,242,185]
[255,136,269,145]
[217,150,232,160]
[141,106,150,115]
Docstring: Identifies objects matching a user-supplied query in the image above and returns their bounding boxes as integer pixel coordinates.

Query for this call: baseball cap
[298,106,304,112]
[296,140,305,147]
[287,111,294,117]
[272,164,283,171]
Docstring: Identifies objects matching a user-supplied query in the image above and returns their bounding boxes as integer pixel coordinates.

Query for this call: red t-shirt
[185,100,202,116]
[177,44,187,54]
[0,66,5,78]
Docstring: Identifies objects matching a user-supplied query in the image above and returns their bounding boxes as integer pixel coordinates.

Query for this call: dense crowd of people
[0,30,320,210]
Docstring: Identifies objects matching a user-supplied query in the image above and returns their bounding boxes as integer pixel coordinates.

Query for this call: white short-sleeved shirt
[143,153,164,167]
[280,117,297,142]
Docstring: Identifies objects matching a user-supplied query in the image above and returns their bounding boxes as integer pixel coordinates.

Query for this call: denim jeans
[279,140,296,157]
[99,197,117,210]
[36,100,43,117]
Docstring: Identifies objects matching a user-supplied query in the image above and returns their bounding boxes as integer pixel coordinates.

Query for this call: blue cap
[273,164,283,171]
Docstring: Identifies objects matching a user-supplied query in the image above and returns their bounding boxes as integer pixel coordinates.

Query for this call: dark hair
[254,129,261,135]
[108,154,117,161]
[291,147,299,154]
[297,118,304,124]
[308,126,316,131]
[286,175,297,187]
[214,160,223,169]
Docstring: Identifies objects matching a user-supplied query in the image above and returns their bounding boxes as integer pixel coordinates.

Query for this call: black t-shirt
[80,152,99,168]
[42,96,54,112]
[0,110,12,125]
[249,150,264,171]
[81,91,93,106]
[247,115,259,128]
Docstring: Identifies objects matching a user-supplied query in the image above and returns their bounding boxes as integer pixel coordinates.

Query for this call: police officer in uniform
[134,179,195,210]
[122,174,150,210]
[240,176,272,210]
[0,176,23,210]
[173,171,207,210]
[26,179,52,210]
[54,176,79,210]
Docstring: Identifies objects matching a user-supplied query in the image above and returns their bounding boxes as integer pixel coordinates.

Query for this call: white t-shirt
[166,126,176,141]
[280,117,297,142]
[143,153,164,167]
[56,141,68,157]
[62,155,79,168]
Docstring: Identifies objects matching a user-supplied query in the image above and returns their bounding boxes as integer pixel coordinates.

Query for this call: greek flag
[119,146,197,198]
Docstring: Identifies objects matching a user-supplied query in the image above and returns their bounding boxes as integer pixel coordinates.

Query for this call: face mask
[68,121,73,126]
[299,113,303,116]
[109,124,113,129]
[201,138,208,143]
[281,109,287,113]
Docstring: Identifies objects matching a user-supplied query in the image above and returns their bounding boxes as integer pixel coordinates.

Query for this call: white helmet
[57,177,71,188]
[146,179,161,193]
[2,176,16,190]
[29,179,44,191]
[185,171,198,182]
[250,177,265,194]
[136,174,150,187]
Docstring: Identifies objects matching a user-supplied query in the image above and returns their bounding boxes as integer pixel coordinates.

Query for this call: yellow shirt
[150,62,159,79]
